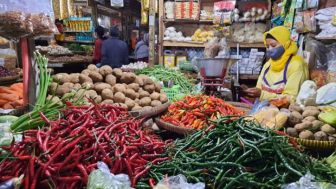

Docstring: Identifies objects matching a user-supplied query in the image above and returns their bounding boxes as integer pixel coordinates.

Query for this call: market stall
[1,0,336,188]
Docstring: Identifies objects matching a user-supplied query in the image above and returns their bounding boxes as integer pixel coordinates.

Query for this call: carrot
[3,102,14,109]
[10,83,23,93]
[0,93,19,102]
[0,99,9,106]
[11,99,24,108]
[0,86,23,98]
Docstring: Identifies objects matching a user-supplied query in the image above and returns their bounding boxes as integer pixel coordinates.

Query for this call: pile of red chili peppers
[162,95,245,130]
[0,104,169,188]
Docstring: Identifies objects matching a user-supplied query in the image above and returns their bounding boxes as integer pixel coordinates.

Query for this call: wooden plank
[239,74,260,80]
[148,0,156,66]
[158,0,164,65]
[163,19,213,24]
[163,41,206,47]
[229,42,265,48]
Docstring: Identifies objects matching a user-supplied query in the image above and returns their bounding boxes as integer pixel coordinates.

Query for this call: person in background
[130,31,138,51]
[243,26,308,102]
[93,26,106,65]
[134,33,149,62]
[101,26,129,68]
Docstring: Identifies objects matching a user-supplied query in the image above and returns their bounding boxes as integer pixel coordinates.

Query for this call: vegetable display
[1,104,169,188]
[137,66,195,94]
[161,95,244,129]
[0,66,17,78]
[50,64,169,111]
[121,61,148,71]
[0,83,23,109]
[137,117,336,188]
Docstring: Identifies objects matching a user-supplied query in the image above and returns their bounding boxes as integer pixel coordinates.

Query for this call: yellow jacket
[256,55,309,101]
[256,26,309,101]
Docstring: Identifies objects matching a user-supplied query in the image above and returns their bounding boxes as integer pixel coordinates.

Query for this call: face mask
[267,46,285,60]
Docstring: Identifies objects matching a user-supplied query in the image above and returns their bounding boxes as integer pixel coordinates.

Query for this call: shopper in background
[243,26,308,102]
[130,31,138,51]
[93,26,106,65]
[101,26,129,68]
[134,33,149,62]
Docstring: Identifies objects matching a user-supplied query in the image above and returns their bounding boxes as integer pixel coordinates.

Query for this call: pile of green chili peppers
[137,117,336,188]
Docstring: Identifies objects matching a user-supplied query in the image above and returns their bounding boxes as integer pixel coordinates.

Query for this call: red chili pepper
[149,178,156,188]
[77,164,88,183]
[131,167,150,187]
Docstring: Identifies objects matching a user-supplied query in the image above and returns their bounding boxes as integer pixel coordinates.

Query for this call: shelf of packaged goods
[163,19,214,24]
[59,40,94,44]
[163,41,206,48]
[64,30,92,33]
[239,74,260,80]
[229,42,266,48]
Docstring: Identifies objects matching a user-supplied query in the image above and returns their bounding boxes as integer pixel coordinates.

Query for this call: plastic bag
[316,82,336,105]
[249,99,269,115]
[87,162,133,189]
[0,122,22,148]
[296,80,317,108]
[0,0,58,39]
[154,175,205,189]
[281,172,336,189]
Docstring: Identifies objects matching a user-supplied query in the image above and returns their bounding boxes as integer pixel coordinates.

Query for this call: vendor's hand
[243,88,261,98]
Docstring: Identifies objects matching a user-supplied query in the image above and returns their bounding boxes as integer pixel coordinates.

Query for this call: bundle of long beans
[137,117,336,188]
[137,66,195,94]
[33,52,50,110]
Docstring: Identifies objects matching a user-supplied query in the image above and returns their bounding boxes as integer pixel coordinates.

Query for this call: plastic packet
[296,80,317,108]
[87,162,133,189]
[249,99,269,115]
[316,82,336,105]
[154,175,205,189]
[0,175,23,189]
[281,172,336,189]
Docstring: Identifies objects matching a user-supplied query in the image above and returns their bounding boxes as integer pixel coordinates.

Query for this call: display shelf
[229,42,265,48]
[58,40,94,44]
[163,41,206,47]
[64,30,92,33]
[163,19,214,24]
[239,74,260,80]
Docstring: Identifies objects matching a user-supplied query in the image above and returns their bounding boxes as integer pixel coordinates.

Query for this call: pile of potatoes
[285,103,336,142]
[49,64,169,111]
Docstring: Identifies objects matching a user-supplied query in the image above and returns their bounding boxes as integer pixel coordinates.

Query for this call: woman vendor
[243,26,309,102]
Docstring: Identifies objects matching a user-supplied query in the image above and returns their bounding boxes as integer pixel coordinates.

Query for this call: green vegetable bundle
[137,66,195,94]
[137,117,336,188]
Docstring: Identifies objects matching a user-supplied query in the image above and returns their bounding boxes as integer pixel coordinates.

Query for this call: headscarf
[263,26,300,72]
[143,33,149,45]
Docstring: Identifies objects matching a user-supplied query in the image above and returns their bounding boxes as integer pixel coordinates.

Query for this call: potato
[114,92,126,103]
[151,100,162,107]
[101,88,114,100]
[112,68,123,78]
[88,71,103,82]
[84,90,98,100]
[299,130,314,140]
[302,109,320,118]
[94,95,102,103]
[135,99,140,104]
[73,83,81,90]
[303,116,316,123]
[125,89,137,100]
[314,131,328,141]
[56,85,71,96]
[113,84,126,93]
[144,84,155,93]
[115,103,128,109]
[294,122,312,132]
[139,90,150,98]
[311,120,323,131]
[47,95,61,104]
[94,83,112,94]
[53,73,70,84]
[99,65,113,76]
[125,99,135,110]
[81,69,90,75]
[132,105,142,111]
[142,106,152,111]
[139,97,151,107]
[79,74,93,84]
[135,76,145,86]
[305,106,319,112]
[321,124,336,134]
[288,111,302,126]
[329,136,336,142]
[139,75,153,85]
[49,82,58,93]
[288,103,303,113]
[159,93,168,103]
[150,92,160,101]
[154,82,162,92]
[68,73,80,83]
[87,64,98,71]
[128,83,140,92]
[105,74,116,86]
[102,99,114,105]
[120,72,136,84]
[286,127,298,137]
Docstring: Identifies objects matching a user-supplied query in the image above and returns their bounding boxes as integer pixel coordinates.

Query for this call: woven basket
[155,118,196,135]
[130,102,170,118]
[0,74,19,83]
[292,137,336,151]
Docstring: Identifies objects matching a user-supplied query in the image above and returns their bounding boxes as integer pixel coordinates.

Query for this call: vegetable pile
[121,61,148,71]
[1,104,169,188]
[50,64,169,111]
[137,66,195,94]
[0,83,23,109]
[137,117,336,188]
[0,66,17,78]
[161,95,244,129]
